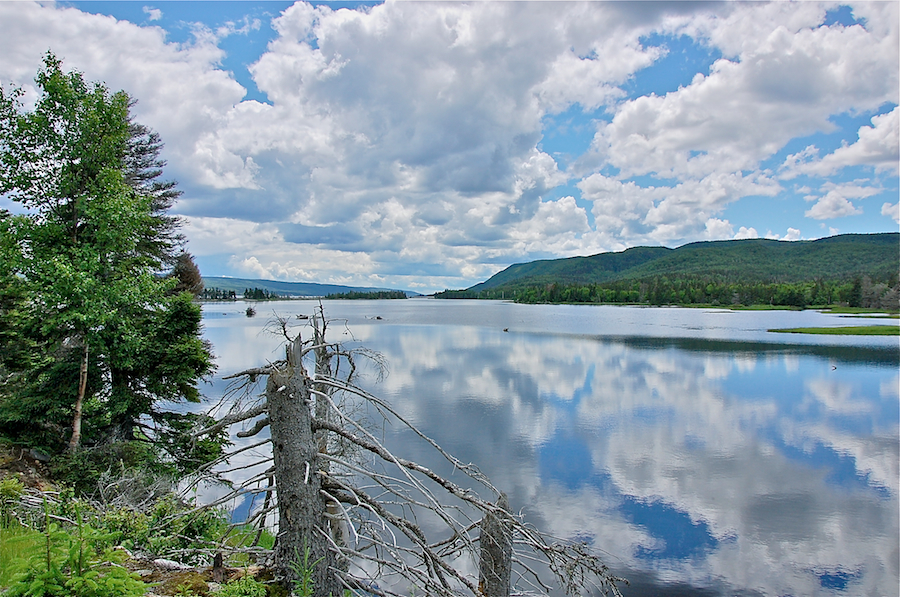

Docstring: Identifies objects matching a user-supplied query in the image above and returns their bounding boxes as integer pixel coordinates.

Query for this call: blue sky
[1,1,897,292]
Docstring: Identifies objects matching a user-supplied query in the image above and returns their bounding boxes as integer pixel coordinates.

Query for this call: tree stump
[478,493,512,597]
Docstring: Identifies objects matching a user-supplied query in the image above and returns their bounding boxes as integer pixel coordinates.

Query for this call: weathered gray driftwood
[479,493,512,597]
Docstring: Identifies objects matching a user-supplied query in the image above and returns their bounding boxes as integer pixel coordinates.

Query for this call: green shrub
[97,506,151,550]
[1,503,145,597]
[2,546,146,597]
[0,525,44,587]
[226,523,276,552]
[0,476,24,527]
[91,492,229,564]
[144,494,229,563]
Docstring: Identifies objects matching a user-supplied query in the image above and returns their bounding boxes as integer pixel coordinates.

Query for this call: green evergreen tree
[168,251,204,296]
[0,54,214,464]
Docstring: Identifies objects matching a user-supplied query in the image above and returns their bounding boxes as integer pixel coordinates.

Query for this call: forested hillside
[437,233,899,309]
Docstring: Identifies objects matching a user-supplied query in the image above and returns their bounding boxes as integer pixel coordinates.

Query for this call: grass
[0,516,277,592]
[769,325,899,336]
[0,524,45,587]
[222,523,276,565]
[817,306,900,316]
[729,304,802,311]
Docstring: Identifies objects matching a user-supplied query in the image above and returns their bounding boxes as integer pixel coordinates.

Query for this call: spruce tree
[0,54,215,469]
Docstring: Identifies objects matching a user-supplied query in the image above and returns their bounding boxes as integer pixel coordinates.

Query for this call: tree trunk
[267,339,342,596]
[311,311,351,560]
[68,343,89,452]
[478,493,512,597]
[312,310,332,456]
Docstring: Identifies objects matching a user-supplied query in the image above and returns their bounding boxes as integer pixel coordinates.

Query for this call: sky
[0,1,897,293]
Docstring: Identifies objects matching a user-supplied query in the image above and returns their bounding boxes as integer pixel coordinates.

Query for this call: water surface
[201,300,899,596]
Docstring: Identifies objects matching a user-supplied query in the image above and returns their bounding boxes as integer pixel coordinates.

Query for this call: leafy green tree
[0,54,214,463]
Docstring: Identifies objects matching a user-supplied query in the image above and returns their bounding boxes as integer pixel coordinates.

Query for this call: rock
[152,558,193,570]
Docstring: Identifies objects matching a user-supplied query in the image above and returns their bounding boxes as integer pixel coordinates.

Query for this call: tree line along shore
[436,234,899,311]
[437,275,899,310]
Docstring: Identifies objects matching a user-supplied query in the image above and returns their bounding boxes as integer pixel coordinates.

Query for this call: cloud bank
[0,1,897,291]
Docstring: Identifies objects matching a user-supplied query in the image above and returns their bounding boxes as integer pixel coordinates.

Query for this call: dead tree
[479,493,512,597]
[266,345,342,595]
[189,305,625,596]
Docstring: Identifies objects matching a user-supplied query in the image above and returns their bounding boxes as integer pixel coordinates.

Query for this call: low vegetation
[768,325,899,336]
[0,449,280,596]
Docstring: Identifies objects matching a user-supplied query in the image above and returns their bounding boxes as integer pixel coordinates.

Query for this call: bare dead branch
[313,376,495,492]
[191,403,268,439]
[313,417,496,514]
[222,365,277,380]
[235,416,270,438]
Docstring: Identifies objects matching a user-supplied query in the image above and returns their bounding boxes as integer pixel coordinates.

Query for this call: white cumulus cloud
[0,0,896,290]
[804,181,881,220]
[591,19,898,181]
[781,107,900,179]
[734,226,760,240]
[143,6,162,22]
[882,202,900,224]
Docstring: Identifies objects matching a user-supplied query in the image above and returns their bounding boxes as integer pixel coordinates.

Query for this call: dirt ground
[0,444,56,491]
[125,560,273,597]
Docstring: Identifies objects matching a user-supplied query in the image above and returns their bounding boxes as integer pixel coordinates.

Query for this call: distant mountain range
[201,277,418,298]
[466,232,899,293]
[204,233,898,303]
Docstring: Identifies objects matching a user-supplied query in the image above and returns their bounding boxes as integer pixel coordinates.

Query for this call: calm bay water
[201,299,899,596]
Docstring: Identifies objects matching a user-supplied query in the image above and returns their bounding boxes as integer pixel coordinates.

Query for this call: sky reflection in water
[201,300,899,596]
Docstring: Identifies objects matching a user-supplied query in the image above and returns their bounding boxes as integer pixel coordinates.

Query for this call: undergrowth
[1,497,147,597]
[0,471,277,596]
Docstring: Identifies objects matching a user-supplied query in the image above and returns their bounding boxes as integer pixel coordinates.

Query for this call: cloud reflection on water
[344,324,898,596]
[203,302,898,596]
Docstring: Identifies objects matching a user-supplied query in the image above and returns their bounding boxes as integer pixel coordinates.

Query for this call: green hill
[442,233,899,308]
[201,277,417,298]
[469,245,669,291]
[470,234,898,290]
[468,245,670,291]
